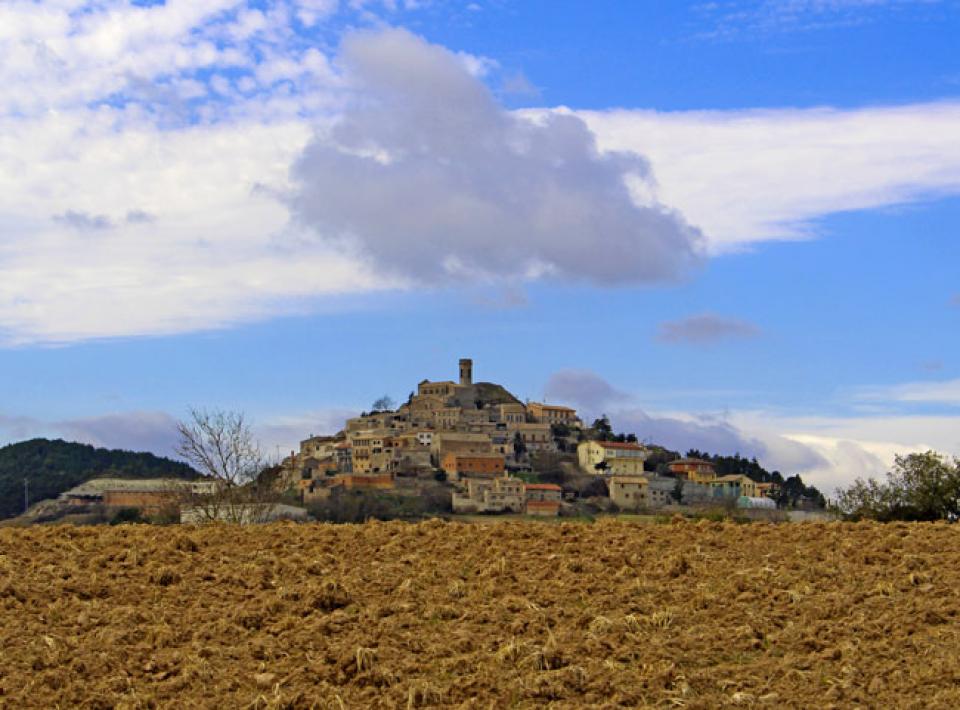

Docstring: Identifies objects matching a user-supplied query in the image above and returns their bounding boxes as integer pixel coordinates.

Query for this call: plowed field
[1,519,959,708]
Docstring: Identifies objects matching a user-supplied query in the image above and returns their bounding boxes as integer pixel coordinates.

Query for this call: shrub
[110,507,146,525]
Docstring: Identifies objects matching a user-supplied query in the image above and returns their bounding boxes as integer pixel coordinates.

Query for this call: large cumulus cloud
[290,28,703,285]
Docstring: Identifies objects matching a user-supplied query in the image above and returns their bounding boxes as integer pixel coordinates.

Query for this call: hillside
[0,438,199,520]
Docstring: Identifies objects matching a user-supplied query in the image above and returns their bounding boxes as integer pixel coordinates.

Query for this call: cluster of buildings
[280,358,779,517]
[451,477,563,516]
[584,447,778,511]
[280,359,581,513]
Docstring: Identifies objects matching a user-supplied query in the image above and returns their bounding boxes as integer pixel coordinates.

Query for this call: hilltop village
[277,359,788,517]
[4,359,826,526]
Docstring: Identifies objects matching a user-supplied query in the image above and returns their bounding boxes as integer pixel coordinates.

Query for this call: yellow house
[349,430,396,473]
[708,474,761,498]
[577,440,649,475]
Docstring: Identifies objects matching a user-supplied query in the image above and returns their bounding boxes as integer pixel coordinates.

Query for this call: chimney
[459,358,473,386]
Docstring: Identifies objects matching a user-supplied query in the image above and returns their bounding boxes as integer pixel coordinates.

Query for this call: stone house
[452,476,525,513]
[523,482,562,516]
[608,475,650,510]
[527,402,582,428]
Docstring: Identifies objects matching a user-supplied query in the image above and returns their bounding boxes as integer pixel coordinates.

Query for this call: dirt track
[1,519,959,708]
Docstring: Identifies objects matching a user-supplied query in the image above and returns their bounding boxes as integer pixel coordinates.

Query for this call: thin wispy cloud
[52,211,114,231]
[657,313,761,345]
[0,411,180,457]
[579,102,960,252]
[0,407,358,462]
[694,0,948,38]
[125,210,156,225]
[857,377,960,406]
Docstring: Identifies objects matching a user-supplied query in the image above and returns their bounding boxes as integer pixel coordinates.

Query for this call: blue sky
[1,0,959,493]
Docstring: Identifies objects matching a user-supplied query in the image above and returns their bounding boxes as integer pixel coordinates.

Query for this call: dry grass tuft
[588,615,614,636]
[648,609,675,630]
[406,682,441,708]
[149,567,180,587]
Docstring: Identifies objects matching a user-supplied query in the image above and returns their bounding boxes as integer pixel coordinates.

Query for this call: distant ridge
[0,438,199,520]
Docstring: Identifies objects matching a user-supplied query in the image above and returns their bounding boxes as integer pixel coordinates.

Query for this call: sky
[1,0,959,495]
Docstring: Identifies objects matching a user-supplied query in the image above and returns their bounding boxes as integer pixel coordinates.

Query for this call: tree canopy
[371,396,396,412]
[836,451,960,521]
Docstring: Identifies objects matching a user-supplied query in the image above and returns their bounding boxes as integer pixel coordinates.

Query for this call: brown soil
[1,519,959,708]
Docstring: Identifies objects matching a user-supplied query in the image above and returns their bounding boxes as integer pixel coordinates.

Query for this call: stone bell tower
[459,358,473,386]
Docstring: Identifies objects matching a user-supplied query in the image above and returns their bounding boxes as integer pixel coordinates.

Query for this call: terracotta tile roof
[596,441,646,451]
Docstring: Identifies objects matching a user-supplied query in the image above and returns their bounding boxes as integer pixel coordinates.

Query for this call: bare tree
[175,408,272,523]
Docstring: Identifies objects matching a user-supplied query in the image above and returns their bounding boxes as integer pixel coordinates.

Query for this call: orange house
[525,500,561,516]
[441,453,505,480]
[103,489,179,516]
[668,458,717,483]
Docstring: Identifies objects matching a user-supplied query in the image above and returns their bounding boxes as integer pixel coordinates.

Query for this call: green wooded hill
[0,438,199,520]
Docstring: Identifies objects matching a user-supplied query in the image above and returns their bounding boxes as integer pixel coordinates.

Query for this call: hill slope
[0,438,199,520]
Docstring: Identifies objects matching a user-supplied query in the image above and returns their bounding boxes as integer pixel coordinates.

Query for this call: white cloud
[731,409,960,492]
[855,377,960,406]
[295,0,340,27]
[0,112,393,344]
[2,4,960,344]
[290,28,703,285]
[577,102,960,251]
